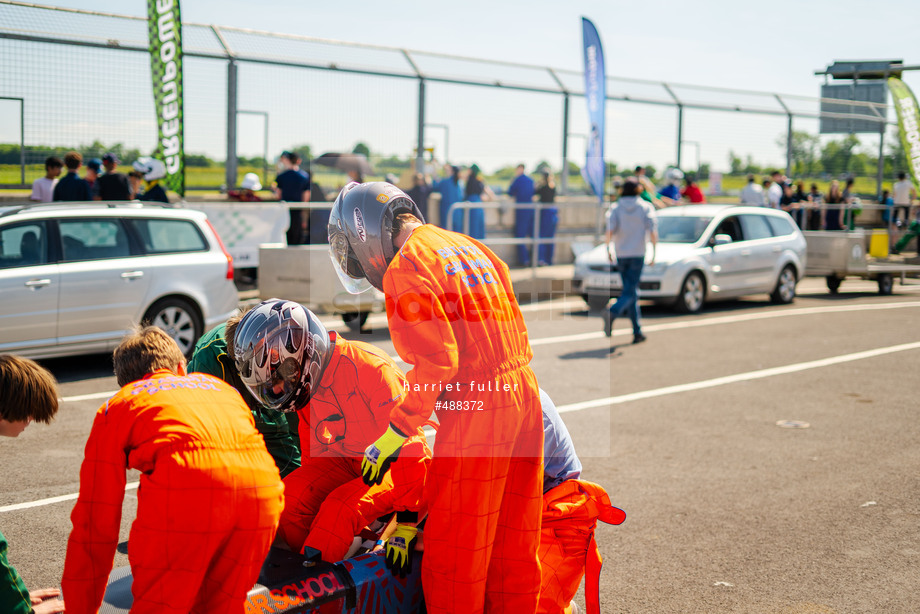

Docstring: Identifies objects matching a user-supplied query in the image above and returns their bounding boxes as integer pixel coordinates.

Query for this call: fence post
[561,94,570,196]
[225,58,238,191]
[876,117,886,202]
[19,98,24,186]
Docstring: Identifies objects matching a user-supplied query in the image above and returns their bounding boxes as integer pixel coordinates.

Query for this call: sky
[2,0,919,175]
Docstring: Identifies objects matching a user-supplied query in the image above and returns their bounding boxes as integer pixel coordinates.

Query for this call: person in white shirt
[739,174,764,206]
[29,156,63,202]
[892,172,916,225]
[766,170,784,209]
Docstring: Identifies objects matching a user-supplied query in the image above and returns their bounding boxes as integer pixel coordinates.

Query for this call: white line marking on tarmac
[25,339,920,513]
[555,341,920,414]
[59,301,920,404]
[0,482,139,514]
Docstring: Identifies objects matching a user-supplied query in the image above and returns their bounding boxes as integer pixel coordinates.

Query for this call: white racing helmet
[327,181,426,293]
[665,167,684,185]
[232,299,333,413]
[132,157,167,181]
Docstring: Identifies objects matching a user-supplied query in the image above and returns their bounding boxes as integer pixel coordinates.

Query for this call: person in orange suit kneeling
[231,299,430,567]
[62,326,284,614]
[328,182,544,614]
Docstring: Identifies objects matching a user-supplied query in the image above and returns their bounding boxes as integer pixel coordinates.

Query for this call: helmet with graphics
[665,167,684,186]
[132,157,167,181]
[232,299,332,413]
[327,181,426,293]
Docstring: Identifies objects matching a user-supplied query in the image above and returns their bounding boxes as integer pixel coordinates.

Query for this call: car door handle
[773,245,782,252]
[25,278,51,288]
[740,249,751,256]
[121,271,144,280]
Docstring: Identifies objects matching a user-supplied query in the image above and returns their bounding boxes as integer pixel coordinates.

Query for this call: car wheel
[143,297,203,358]
[826,275,842,294]
[674,271,705,314]
[583,294,610,313]
[342,311,370,332]
[770,265,797,304]
[877,273,893,295]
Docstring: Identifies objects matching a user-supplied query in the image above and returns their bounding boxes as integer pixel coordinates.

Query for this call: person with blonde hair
[62,326,283,614]
[0,355,66,614]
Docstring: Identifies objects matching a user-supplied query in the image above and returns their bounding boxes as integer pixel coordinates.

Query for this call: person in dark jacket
[52,151,92,202]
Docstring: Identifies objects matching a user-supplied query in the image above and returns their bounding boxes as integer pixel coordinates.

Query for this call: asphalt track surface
[2,277,919,613]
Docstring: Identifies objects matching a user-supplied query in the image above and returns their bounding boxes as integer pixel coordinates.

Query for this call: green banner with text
[888,77,920,193]
[147,0,185,195]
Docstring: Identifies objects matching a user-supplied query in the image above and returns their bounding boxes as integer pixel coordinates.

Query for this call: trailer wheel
[877,273,894,295]
[826,275,842,294]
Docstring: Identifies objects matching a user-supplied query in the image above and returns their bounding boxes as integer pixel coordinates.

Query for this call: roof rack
[0,201,175,218]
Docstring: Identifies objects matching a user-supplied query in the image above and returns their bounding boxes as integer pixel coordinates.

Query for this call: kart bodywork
[99,547,424,614]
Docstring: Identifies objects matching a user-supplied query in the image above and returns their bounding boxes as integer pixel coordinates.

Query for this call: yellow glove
[361,425,407,486]
[385,523,419,578]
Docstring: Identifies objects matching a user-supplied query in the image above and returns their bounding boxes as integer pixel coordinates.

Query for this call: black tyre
[826,275,842,294]
[770,265,797,304]
[674,271,705,314]
[583,294,610,313]
[877,273,893,295]
[342,311,370,332]
[143,297,203,358]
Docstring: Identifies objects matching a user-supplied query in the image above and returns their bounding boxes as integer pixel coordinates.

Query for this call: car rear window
[128,218,208,254]
[739,215,774,241]
[765,215,796,236]
[0,221,49,268]
[59,218,131,261]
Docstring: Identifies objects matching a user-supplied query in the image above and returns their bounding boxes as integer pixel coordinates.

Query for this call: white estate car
[0,202,239,359]
[573,205,807,313]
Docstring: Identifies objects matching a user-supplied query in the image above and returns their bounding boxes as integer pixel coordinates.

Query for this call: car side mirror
[711,233,733,247]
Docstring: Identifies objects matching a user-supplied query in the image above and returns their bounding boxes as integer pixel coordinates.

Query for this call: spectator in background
[739,174,763,206]
[761,178,772,206]
[656,167,683,206]
[779,182,800,226]
[433,164,463,231]
[680,176,706,204]
[823,179,845,230]
[462,163,493,239]
[881,189,894,224]
[405,172,432,222]
[806,183,823,231]
[309,179,330,245]
[274,151,311,245]
[133,157,169,204]
[52,151,91,202]
[602,179,657,343]
[767,170,784,209]
[96,153,131,201]
[85,158,102,199]
[127,170,144,200]
[228,172,264,202]
[29,156,62,202]
[508,163,537,265]
[535,170,558,265]
[842,177,857,229]
[892,172,915,226]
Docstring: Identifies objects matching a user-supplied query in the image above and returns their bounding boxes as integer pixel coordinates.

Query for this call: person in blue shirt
[508,164,536,265]
[274,151,311,245]
[52,151,92,202]
[539,388,582,493]
[462,164,492,240]
[656,167,683,206]
[433,165,463,231]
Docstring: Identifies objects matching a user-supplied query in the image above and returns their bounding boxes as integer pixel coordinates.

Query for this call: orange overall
[383,224,544,614]
[278,333,430,562]
[61,370,284,614]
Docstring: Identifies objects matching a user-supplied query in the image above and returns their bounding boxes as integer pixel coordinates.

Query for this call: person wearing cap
[274,151,311,245]
[133,157,169,203]
[84,158,102,199]
[96,153,131,201]
[228,172,264,202]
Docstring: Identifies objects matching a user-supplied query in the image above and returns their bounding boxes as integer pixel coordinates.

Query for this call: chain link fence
[0,0,903,197]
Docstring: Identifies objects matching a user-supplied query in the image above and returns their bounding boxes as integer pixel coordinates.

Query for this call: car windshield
[656,215,713,243]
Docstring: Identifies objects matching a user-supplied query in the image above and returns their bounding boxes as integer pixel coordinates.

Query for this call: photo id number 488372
[436,400,484,411]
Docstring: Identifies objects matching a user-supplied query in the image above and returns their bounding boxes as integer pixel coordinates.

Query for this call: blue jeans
[608,256,644,335]
[514,208,536,265]
[538,207,558,264]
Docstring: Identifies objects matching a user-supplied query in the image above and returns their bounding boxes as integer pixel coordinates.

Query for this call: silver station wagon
[573,205,807,313]
[0,202,239,359]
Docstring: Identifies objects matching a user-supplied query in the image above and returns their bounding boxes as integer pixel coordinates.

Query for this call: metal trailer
[803,230,920,295]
